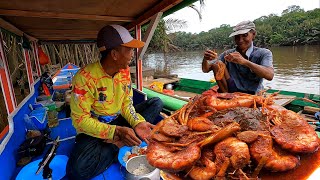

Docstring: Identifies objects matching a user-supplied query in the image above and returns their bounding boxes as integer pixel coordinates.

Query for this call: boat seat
[133,88,164,124]
[133,88,147,105]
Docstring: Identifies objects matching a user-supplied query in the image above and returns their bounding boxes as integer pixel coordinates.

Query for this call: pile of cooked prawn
[146,89,320,180]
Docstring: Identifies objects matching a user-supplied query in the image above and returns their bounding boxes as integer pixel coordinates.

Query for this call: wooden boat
[0,0,319,179]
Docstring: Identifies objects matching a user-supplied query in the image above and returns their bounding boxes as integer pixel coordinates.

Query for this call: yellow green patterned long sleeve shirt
[70,61,145,140]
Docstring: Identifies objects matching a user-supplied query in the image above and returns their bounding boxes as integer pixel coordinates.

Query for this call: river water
[143,45,320,95]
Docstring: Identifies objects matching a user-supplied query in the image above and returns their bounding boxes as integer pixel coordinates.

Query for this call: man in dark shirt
[202,21,274,94]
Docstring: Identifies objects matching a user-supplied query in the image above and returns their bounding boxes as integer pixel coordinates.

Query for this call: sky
[165,0,320,33]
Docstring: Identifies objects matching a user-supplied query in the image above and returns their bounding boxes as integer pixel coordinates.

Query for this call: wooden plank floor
[268,94,296,106]
[174,91,198,99]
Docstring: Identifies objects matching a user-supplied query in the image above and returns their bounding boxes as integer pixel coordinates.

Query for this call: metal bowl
[126,155,160,180]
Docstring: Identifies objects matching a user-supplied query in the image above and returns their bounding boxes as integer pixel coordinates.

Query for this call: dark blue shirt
[219,46,273,93]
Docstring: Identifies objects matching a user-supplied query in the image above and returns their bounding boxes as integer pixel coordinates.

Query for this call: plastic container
[24,114,39,131]
[34,99,57,111]
[55,101,65,112]
[36,95,51,102]
[126,155,160,180]
[16,155,68,180]
[118,141,147,167]
[28,108,48,130]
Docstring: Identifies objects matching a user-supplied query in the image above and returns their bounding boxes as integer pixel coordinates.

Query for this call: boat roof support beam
[0,9,134,22]
[0,18,37,41]
[127,0,182,30]
[138,12,162,60]
[135,25,143,91]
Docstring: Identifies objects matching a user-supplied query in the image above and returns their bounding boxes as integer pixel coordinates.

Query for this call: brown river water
[143,45,320,95]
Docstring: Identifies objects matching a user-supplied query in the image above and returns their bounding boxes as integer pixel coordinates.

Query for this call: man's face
[114,46,134,69]
[234,31,255,52]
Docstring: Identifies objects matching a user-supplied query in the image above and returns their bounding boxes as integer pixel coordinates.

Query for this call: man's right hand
[203,50,218,61]
[202,50,218,73]
[112,126,142,147]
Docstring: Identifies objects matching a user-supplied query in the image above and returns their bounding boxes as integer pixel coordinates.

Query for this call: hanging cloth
[38,46,50,65]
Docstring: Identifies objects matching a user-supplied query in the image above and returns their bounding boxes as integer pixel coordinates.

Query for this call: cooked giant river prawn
[146,89,320,179]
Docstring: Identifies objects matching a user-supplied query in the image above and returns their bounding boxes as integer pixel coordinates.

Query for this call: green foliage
[148,6,320,51]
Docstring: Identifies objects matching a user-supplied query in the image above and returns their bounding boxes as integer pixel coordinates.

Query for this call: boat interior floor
[13,107,130,180]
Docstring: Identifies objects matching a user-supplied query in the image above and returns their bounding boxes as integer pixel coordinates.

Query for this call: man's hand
[224,52,248,65]
[202,50,218,73]
[203,50,218,61]
[225,52,274,80]
[134,122,155,144]
[110,126,141,147]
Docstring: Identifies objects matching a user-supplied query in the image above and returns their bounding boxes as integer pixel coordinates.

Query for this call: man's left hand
[134,122,155,144]
[225,52,248,65]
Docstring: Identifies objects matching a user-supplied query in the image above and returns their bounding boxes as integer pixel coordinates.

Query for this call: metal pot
[126,155,160,180]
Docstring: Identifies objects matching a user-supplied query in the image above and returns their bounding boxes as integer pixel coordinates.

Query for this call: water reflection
[143,45,320,94]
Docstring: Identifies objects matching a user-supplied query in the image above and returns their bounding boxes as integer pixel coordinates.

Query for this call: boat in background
[52,63,80,90]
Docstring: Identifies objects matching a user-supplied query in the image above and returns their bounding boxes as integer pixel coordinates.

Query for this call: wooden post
[134,13,162,91]
[138,12,162,59]
[304,106,320,115]
[32,42,41,76]
[135,25,143,91]
[23,49,34,86]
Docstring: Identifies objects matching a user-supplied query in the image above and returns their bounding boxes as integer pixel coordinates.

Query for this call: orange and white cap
[97,25,145,52]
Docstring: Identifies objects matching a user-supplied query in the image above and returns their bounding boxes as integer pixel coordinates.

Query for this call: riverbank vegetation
[148,6,320,52]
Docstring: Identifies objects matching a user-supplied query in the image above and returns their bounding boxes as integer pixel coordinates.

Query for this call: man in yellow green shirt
[66,25,163,180]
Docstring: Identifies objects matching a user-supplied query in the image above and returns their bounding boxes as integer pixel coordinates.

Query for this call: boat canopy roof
[0,0,197,42]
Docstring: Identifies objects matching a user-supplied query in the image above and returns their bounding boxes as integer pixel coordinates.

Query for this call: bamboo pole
[67,44,72,63]
[61,45,66,65]
[84,44,89,65]
[39,43,100,67]
[53,44,62,64]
